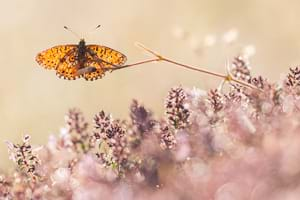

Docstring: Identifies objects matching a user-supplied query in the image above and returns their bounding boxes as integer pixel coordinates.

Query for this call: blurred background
[1,0,300,169]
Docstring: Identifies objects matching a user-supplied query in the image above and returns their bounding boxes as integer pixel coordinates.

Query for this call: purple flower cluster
[2,62,300,199]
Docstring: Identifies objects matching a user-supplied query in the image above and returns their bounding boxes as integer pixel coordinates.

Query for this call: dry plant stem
[160,58,258,90]
[113,58,161,70]
[113,51,258,90]
[162,58,226,79]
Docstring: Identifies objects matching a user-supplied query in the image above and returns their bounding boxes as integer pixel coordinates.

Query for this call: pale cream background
[0,0,300,169]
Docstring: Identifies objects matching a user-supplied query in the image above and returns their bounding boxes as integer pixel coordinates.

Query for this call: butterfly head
[78,39,86,48]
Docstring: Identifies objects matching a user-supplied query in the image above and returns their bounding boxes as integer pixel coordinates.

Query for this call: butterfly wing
[36,45,81,80]
[81,59,106,81]
[36,45,77,69]
[82,45,127,81]
[55,60,80,80]
[87,45,127,67]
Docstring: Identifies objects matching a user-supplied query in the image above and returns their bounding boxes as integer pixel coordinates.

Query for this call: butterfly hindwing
[55,48,82,80]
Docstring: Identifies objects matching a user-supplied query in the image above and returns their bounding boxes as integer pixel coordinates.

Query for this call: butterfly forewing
[35,45,77,70]
[36,44,82,80]
[87,45,127,68]
[82,45,127,80]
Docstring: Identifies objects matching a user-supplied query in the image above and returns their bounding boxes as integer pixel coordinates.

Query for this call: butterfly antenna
[95,24,101,30]
[64,26,82,39]
[88,25,102,34]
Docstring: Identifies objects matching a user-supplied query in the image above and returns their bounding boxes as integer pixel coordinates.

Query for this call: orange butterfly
[36,27,127,81]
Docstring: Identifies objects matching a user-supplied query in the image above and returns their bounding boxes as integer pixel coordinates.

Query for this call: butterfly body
[77,39,87,68]
[36,39,127,80]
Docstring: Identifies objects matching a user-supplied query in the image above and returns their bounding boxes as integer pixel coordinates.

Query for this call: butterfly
[36,33,127,81]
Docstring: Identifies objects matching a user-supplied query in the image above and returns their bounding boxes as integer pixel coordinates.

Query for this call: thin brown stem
[161,57,259,90]
[112,42,261,91]
[113,58,161,70]
[161,58,227,79]
[230,77,259,90]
